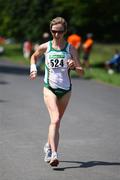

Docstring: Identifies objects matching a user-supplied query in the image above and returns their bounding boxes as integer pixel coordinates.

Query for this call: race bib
[50,58,66,68]
[48,53,68,68]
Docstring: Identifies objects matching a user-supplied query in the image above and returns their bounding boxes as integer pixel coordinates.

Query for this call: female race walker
[30,17,84,167]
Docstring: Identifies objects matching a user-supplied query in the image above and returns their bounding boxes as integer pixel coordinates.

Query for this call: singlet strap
[49,41,69,52]
[45,41,51,53]
[66,43,71,53]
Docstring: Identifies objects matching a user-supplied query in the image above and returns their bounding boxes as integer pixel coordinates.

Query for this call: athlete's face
[51,24,65,39]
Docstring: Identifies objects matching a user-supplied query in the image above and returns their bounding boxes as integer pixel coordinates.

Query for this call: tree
[0,0,120,42]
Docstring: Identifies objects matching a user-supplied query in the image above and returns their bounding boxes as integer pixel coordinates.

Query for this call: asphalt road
[0,61,120,180]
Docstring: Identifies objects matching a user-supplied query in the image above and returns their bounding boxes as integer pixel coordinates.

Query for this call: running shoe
[49,152,59,167]
[44,143,52,163]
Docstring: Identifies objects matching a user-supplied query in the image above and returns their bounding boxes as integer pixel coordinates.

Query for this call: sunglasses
[51,30,64,34]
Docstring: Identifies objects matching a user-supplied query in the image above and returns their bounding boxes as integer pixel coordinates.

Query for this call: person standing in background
[82,33,94,68]
[23,40,32,59]
[67,33,82,54]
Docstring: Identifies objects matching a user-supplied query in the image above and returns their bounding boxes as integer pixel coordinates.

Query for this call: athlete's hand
[75,66,84,76]
[67,59,75,70]
[30,71,37,80]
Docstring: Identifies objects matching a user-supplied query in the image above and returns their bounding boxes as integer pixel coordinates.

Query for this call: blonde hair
[50,17,67,32]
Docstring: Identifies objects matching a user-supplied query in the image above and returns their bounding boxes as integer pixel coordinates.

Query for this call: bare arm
[69,45,84,76]
[30,42,47,80]
[30,42,47,64]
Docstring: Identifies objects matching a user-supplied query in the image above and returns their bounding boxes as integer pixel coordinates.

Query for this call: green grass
[83,68,120,86]
[0,43,29,66]
[0,43,120,86]
[86,43,120,86]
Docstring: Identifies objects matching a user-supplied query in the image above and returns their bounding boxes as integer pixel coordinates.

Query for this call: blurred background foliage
[0,0,120,42]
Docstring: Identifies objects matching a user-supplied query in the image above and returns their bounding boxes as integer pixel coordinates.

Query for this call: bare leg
[43,87,71,153]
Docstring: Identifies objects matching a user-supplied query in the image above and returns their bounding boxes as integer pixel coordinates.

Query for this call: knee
[51,117,60,127]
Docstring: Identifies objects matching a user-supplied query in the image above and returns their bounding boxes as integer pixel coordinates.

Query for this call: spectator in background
[67,34,82,54]
[105,49,120,74]
[42,32,50,42]
[0,36,5,44]
[23,40,32,59]
[82,33,94,68]
[0,36,5,55]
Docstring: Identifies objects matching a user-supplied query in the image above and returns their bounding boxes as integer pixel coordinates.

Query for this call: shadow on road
[0,99,8,103]
[53,160,120,171]
[0,64,43,75]
[0,80,9,85]
[0,64,29,75]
